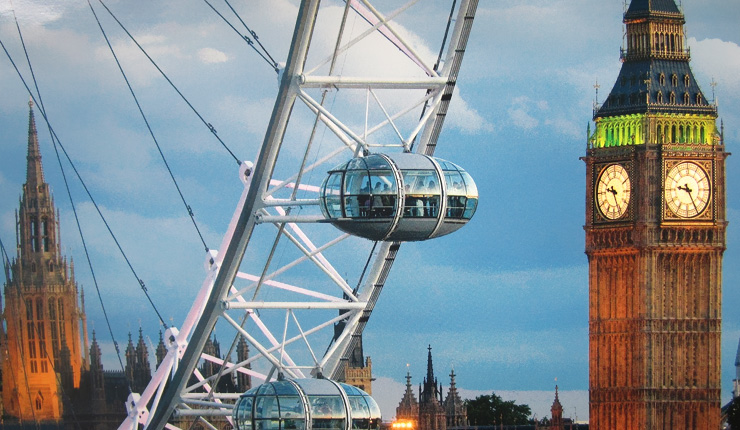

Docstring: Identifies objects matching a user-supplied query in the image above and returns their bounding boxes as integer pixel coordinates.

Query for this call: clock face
[596,164,631,220]
[664,161,711,218]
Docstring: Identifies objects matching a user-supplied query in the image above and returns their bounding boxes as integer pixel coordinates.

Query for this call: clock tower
[584,1,726,429]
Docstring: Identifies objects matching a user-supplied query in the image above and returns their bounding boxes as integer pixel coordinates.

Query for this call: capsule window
[255,396,280,419]
[309,396,345,430]
[255,395,281,430]
[321,172,343,219]
[280,396,305,430]
[343,171,372,218]
[236,395,254,430]
[368,173,396,218]
[444,171,464,218]
[460,172,478,196]
[349,397,369,430]
[463,198,478,219]
[402,170,440,218]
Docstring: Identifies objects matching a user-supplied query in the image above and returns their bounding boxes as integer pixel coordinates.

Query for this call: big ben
[585,1,726,429]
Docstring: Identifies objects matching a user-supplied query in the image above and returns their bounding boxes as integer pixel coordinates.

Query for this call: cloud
[198,47,229,64]
[689,37,740,94]
[448,87,494,134]
[0,1,68,25]
[507,96,542,130]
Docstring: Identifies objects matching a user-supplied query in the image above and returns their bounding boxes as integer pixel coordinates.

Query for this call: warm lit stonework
[585,1,726,429]
[1,101,89,422]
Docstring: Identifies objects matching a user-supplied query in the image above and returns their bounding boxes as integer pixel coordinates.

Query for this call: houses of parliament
[0,103,261,429]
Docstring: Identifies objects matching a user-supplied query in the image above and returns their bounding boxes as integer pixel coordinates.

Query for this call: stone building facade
[395,346,467,430]
[585,0,726,428]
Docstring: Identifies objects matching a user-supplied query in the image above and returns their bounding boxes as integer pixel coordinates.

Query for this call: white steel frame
[119,1,478,429]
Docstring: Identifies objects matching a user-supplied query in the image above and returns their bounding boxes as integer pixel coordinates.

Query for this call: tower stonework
[418,346,445,430]
[1,101,87,422]
[340,335,373,394]
[585,1,725,429]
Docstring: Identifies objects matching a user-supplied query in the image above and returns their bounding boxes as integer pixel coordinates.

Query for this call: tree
[728,398,740,429]
[464,393,531,426]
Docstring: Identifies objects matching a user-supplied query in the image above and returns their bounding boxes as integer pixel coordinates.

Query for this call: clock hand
[677,184,698,211]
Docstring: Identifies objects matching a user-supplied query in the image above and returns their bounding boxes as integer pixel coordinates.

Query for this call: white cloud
[508,96,541,130]
[198,47,229,64]
[689,37,740,94]
[448,87,494,135]
[0,1,67,25]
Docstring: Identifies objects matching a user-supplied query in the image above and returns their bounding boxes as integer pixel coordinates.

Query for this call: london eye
[113,1,481,429]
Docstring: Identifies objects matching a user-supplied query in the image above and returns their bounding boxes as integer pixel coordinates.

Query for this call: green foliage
[728,398,740,429]
[464,393,532,426]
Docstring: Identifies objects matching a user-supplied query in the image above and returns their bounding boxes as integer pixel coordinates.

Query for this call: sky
[1,0,739,423]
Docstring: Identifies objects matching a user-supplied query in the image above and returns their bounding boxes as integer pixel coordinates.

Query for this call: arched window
[657,91,664,103]
[671,74,678,87]
[30,216,39,252]
[41,218,50,252]
[669,92,676,104]
[58,300,66,342]
[684,92,690,104]
[684,74,690,87]
[35,397,42,410]
[49,298,59,352]
[696,93,703,105]
[659,73,666,86]
[26,298,38,373]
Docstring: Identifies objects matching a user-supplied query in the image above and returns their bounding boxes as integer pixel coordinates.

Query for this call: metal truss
[119,1,478,429]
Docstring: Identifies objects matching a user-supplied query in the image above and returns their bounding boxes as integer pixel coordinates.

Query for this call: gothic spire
[156,330,167,368]
[25,99,45,191]
[395,370,419,421]
[90,331,103,371]
[426,344,434,384]
[444,369,467,427]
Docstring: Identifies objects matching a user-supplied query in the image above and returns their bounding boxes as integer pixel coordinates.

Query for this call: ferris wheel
[120,1,480,429]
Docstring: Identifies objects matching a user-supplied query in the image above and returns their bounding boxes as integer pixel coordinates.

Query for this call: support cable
[5,5,130,421]
[0,34,169,334]
[222,0,279,67]
[96,0,241,165]
[88,0,210,253]
[1,11,134,385]
[201,0,278,72]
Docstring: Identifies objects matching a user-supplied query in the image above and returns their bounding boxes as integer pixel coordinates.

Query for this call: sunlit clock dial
[596,164,631,220]
[664,161,711,218]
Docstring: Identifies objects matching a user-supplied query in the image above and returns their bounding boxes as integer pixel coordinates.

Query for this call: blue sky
[1,0,739,422]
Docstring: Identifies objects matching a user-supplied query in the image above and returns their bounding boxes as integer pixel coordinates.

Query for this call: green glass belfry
[585,0,726,429]
[591,0,718,149]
